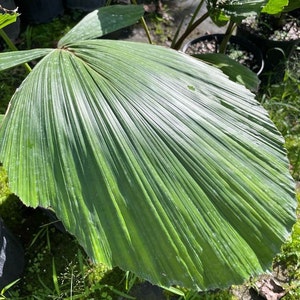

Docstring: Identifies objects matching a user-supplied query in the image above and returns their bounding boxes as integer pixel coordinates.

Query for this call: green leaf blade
[213,0,269,21]
[194,53,260,91]
[0,49,53,71]
[58,5,145,47]
[0,8,19,30]
[0,40,296,290]
[261,0,289,14]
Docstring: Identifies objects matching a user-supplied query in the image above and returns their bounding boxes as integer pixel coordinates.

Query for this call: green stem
[187,0,205,30]
[0,28,32,73]
[140,17,153,44]
[172,11,210,50]
[171,0,205,49]
[219,20,236,54]
[131,0,152,44]
[171,18,185,49]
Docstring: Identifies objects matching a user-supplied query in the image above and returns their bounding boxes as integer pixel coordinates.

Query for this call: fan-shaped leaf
[0,40,296,290]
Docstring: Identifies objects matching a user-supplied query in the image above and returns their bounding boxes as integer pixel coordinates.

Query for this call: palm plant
[0,3,296,292]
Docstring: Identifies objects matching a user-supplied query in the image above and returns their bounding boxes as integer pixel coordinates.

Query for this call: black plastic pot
[15,0,64,24]
[63,0,106,12]
[183,34,264,75]
[0,218,24,290]
[237,25,300,75]
[0,0,20,41]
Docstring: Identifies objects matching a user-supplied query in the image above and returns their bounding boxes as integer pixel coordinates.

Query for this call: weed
[260,49,300,180]
[0,279,20,299]
[3,220,134,299]
[18,11,84,50]
[272,191,300,299]
[0,66,27,113]
[0,166,136,300]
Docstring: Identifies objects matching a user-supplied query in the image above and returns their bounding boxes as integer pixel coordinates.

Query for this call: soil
[239,13,300,42]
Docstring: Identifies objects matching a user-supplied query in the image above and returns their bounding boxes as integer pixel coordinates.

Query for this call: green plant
[0,279,20,299]
[164,285,236,300]
[272,190,300,299]
[260,0,300,28]
[171,0,290,51]
[0,9,84,113]
[260,50,300,180]
[0,5,18,30]
[0,66,27,114]
[170,0,298,87]
[20,13,84,50]
[5,226,134,299]
[167,0,279,90]
[0,3,297,294]
[237,1,300,78]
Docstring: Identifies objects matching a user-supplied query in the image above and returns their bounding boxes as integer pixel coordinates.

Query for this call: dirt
[239,13,300,42]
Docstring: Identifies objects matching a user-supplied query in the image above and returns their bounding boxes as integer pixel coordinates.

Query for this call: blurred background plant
[260,48,300,181]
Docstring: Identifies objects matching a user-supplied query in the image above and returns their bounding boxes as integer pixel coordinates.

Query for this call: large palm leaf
[0,5,296,291]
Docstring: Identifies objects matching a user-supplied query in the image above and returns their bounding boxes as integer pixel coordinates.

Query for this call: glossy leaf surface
[194,53,260,91]
[0,38,295,290]
[0,49,52,71]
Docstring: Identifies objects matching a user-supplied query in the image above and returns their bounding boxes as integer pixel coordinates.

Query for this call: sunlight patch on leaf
[0,40,296,290]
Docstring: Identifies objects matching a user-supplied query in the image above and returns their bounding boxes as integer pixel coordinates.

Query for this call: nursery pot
[0,0,20,41]
[183,34,264,75]
[63,0,106,12]
[237,25,300,75]
[15,0,64,24]
[0,218,24,290]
